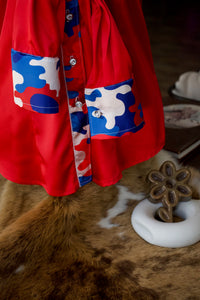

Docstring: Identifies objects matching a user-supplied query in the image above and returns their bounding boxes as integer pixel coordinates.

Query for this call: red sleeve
[12,0,65,57]
[10,0,66,114]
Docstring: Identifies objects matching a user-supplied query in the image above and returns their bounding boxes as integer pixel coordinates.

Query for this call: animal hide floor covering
[0,151,200,299]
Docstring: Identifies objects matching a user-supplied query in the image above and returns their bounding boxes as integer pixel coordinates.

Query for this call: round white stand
[131,199,200,248]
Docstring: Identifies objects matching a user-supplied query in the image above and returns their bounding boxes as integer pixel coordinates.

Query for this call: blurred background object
[142,0,200,169]
[142,0,200,98]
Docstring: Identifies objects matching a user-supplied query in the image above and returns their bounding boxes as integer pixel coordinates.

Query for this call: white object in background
[131,199,200,248]
[172,71,200,101]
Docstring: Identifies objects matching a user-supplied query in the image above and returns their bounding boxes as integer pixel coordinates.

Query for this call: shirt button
[66,13,73,21]
[69,57,77,66]
[92,110,102,118]
[75,101,83,108]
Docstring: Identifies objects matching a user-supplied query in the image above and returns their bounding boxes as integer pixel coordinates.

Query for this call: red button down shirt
[0,0,165,196]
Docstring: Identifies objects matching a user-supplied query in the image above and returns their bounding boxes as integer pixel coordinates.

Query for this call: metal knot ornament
[147,161,192,222]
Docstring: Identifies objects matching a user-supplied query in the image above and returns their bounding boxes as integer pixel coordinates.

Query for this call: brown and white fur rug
[0,150,200,299]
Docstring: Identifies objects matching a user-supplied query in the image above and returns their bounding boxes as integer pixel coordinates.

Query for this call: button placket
[63,0,92,187]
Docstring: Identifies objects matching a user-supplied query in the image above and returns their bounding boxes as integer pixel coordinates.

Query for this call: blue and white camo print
[85,79,144,137]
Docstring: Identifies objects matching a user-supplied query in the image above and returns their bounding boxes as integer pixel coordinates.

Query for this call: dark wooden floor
[142,0,200,169]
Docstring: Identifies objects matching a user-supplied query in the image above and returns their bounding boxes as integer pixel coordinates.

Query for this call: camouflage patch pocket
[11,49,61,114]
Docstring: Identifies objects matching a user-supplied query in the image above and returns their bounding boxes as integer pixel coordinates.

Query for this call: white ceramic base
[131,199,200,248]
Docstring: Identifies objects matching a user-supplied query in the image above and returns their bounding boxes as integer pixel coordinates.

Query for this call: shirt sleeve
[11,0,65,114]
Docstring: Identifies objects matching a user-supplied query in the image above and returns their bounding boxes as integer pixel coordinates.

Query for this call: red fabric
[0,0,79,195]
[79,0,132,88]
[12,0,65,57]
[91,0,165,186]
[0,0,165,196]
[0,0,7,35]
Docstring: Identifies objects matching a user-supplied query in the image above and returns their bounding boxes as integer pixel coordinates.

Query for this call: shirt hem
[0,142,165,197]
[92,142,165,187]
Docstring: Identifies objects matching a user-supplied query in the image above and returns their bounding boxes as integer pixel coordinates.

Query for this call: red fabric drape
[0,0,165,196]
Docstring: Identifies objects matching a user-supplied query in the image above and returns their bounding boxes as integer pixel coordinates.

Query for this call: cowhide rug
[0,150,200,299]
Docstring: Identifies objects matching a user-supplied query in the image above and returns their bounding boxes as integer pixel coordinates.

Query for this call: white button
[66,13,73,21]
[69,57,77,66]
[75,101,83,108]
[92,110,102,118]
